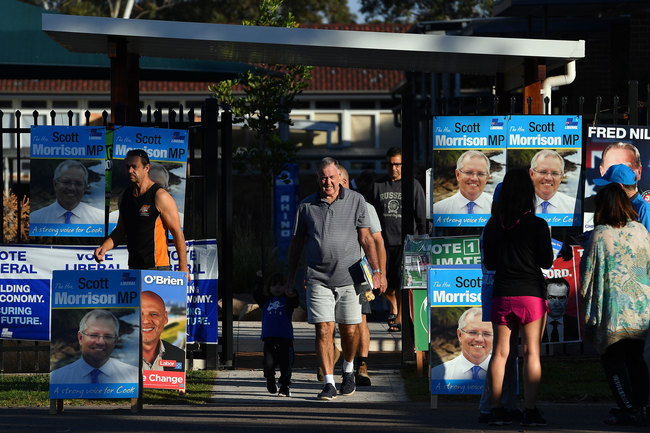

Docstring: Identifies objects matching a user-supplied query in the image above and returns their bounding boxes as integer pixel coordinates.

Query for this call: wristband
[372,269,382,274]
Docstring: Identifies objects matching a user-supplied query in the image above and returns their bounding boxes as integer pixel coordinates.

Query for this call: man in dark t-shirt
[94,149,188,274]
[371,147,426,332]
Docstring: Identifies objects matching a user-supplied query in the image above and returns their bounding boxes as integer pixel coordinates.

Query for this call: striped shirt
[294,187,370,287]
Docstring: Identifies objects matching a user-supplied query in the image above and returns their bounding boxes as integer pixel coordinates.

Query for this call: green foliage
[25,0,353,24]
[210,0,313,184]
[360,0,493,23]
[282,0,355,24]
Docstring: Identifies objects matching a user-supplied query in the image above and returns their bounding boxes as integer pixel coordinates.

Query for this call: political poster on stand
[403,235,481,289]
[29,126,106,237]
[141,271,187,390]
[49,270,139,399]
[0,249,49,340]
[583,125,650,230]
[542,246,583,344]
[428,265,488,395]
[405,235,481,352]
[274,164,299,264]
[0,240,218,344]
[432,116,507,227]
[507,115,582,227]
[109,126,188,234]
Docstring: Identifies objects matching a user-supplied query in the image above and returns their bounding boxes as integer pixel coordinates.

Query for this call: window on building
[315,100,340,109]
[380,100,398,110]
[350,115,374,148]
[52,101,79,109]
[312,113,340,146]
[22,100,47,109]
[88,101,110,110]
[350,100,377,109]
[379,113,401,148]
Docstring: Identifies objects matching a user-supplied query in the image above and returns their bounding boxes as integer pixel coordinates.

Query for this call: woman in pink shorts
[482,169,554,426]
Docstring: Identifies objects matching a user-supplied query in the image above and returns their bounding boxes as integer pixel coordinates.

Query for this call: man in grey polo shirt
[286,157,383,400]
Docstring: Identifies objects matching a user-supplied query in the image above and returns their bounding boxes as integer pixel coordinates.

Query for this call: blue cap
[593,164,636,186]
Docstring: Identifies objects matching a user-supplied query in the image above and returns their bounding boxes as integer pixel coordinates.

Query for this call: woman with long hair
[581,183,650,426]
[482,169,554,426]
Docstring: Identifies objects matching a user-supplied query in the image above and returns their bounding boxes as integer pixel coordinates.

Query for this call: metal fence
[0,99,232,373]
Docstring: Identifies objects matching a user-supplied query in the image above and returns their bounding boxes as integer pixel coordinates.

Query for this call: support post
[219,107,234,368]
[108,37,140,125]
[401,93,416,364]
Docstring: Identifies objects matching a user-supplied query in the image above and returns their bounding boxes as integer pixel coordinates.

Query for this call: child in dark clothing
[254,272,299,397]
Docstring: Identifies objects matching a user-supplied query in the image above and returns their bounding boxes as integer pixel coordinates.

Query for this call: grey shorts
[307,284,362,325]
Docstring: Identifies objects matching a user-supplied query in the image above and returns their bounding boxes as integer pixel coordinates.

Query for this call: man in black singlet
[94,149,188,274]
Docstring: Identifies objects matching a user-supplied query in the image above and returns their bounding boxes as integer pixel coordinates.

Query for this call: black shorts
[386,245,403,291]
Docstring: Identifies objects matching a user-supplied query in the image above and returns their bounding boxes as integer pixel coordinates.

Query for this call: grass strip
[0,370,217,407]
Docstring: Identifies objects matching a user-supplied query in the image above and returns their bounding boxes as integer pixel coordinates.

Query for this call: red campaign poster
[541,246,583,343]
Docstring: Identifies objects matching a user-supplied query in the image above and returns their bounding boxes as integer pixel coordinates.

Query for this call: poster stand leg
[49,399,63,414]
[430,394,438,409]
[130,397,141,413]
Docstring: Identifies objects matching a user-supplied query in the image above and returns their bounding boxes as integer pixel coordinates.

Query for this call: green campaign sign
[403,235,480,289]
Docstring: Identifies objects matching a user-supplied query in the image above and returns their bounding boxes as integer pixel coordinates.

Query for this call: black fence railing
[432,81,650,126]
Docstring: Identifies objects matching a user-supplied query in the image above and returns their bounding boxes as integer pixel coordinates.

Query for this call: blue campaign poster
[50,270,140,399]
[187,279,219,344]
[432,116,507,227]
[428,266,489,395]
[0,278,49,340]
[29,126,106,237]
[109,126,189,234]
[507,115,582,227]
[274,163,298,264]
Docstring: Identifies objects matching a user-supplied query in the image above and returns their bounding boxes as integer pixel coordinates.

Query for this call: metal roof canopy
[42,14,584,78]
[0,0,249,81]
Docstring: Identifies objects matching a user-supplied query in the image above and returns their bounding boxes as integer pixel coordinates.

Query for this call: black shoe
[508,408,523,422]
[266,377,277,394]
[317,383,337,400]
[488,407,512,426]
[278,385,291,397]
[522,407,547,427]
[340,372,356,396]
[604,409,647,426]
[478,412,491,423]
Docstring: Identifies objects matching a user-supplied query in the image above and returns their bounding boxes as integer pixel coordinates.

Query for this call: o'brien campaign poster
[584,125,650,230]
[141,271,187,390]
[50,270,139,399]
[428,265,490,395]
[507,115,582,227]
[109,126,188,234]
[432,116,506,227]
[30,126,106,237]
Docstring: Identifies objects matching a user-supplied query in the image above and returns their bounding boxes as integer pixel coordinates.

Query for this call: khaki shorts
[306,284,361,325]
